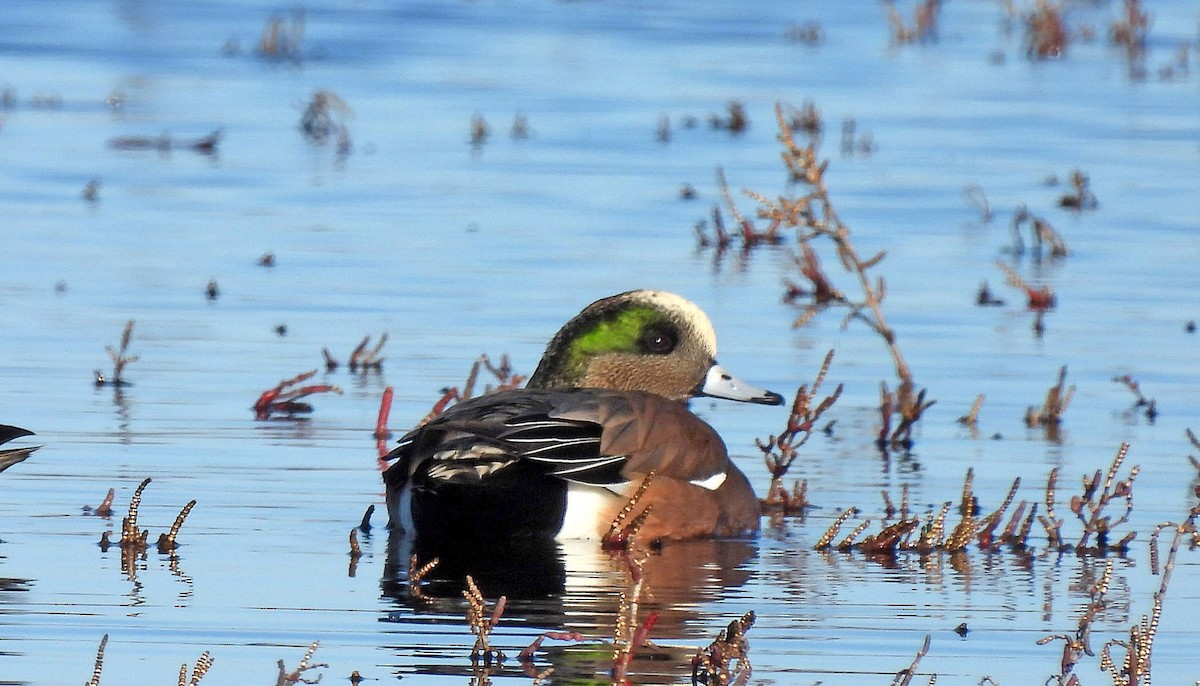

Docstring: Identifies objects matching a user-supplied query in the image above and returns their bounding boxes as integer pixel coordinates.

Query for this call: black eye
[640,326,677,354]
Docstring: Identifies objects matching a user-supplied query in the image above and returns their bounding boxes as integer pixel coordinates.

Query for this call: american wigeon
[381,290,783,542]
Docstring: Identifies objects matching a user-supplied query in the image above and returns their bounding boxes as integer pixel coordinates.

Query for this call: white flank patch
[557,483,622,539]
[689,470,727,490]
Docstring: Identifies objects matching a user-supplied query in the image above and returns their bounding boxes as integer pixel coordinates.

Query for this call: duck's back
[381,388,749,541]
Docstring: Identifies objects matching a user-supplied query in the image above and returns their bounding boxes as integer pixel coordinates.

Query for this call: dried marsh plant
[253,369,343,420]
[1057,169,1098,210]
[420,353,524,425]
[1064,444,1139,553]
[94,319,139,387]
[602,472,656,550]
[695,168,789,253]
[962,184,993,223]
[877,378,935,451]
[470,113,490,150]
[884,0,941,44]
[781,99,822,136]
[1112,374,1157,422]
[690,611,754,686]
[737,102,932,443]
[785,22,824,46]
[817,444,1139,558]
[1108,0,1150,61]
[258,10,306,61]
[1006,206,1068,259]
[85,634,107,686]
[276,642,327,686]
[1026,0,1069,59]
[84,635,214,686]
[1025,365,1074,431]
[97,478,197,558]
[758,350,841,516]
[1187,429,1200,476]
[709,101,748,133]
[890,635,933,686]
[464,575,506,664]
[406,554,440,600]
[1038,561,1112,686]
[996,261,1056,336]
[348,332,387,372]
[300,90,352,152]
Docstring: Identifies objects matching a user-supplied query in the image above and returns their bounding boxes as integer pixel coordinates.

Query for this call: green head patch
[564,305,663,375]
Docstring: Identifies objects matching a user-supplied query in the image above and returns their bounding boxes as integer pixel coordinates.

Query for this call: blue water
[2,0,1199,684]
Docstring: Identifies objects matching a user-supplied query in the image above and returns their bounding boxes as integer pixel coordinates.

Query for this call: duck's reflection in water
[380,527,757,682]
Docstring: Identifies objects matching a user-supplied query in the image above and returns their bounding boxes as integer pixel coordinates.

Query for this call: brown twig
[759,350,841,515]
[95,319,139,387]
[1024,365,1074,430]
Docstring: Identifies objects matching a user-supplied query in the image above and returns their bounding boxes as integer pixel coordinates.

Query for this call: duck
[381,290,784,543]
[0,425,37,475]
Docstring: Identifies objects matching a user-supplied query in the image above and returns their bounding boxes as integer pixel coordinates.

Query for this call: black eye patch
[639,324,677,354]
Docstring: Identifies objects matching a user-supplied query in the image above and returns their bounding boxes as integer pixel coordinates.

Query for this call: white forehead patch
[634,290,718,357]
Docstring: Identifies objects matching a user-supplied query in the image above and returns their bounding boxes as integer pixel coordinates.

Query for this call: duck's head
[527,290,784,405]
